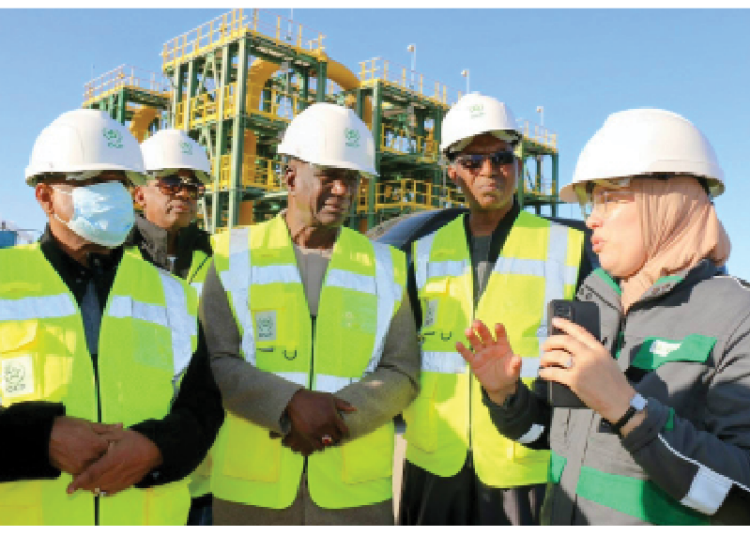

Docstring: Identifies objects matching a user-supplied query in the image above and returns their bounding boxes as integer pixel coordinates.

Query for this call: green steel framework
[81,14,561,233]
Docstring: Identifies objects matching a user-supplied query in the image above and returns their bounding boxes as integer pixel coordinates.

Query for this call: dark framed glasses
[454,150,516,170]
[155,175,206,200]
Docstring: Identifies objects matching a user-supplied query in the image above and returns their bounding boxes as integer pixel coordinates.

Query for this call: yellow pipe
[246,57,373,129]
[129,106,159,143]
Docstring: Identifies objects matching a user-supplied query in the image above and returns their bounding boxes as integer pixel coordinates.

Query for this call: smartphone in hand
[545,300,601,408]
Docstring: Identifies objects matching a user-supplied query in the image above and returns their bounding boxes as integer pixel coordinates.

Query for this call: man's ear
[35,183,55,216]
[447,165,459,185]
[284,164,296,195]
[132,186,146,210]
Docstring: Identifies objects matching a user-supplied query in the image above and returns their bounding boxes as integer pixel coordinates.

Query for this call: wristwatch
[610,392,648,435]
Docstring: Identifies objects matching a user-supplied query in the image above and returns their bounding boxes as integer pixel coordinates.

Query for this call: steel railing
[517,119,558,151]
[356,179,466,213]
[380,125,439,162]
[82,65,170,105]
[162,9,325,71]
[359,57,461,107]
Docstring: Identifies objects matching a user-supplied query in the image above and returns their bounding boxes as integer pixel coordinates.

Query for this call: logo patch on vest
[255,310,277,342]
[2,355,34,398]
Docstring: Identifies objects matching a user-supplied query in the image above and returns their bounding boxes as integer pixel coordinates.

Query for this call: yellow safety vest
[0,244,198,525]
[403,212,583,488]
[128,241,215,500]
[210,214,406,509]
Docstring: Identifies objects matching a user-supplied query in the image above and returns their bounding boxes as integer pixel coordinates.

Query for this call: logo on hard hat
[180,141,193,155]
[102,128,123,149]
[469,104,484,119]
[344,128,361,148]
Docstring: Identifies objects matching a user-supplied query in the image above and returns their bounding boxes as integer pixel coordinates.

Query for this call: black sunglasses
[454,150,516,170]
[156,175,206,200]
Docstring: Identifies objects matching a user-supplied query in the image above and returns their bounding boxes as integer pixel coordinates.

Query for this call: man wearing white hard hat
[398,93,589,525]
[128,129,213,293]
[126,129,215,525]
[0,109,224,525]
[200,102,419,524]
[463,108,750,524]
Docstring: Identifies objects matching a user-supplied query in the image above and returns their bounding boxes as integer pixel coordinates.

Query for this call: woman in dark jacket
[458,108,750,525]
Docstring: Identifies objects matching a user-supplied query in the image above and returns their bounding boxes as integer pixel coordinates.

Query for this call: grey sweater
[485,260,750,525]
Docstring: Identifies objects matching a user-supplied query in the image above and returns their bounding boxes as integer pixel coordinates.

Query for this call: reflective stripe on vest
[494,223,579,351]
[0,244,196,525]
[404,212,584,487]
[109,270,196,379]
[210,215,405,510]
[0,294,77,321]
[219,228,401,383]
[415,219,576,378]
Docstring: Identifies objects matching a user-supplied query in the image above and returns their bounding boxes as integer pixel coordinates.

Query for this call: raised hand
[456,320,522,405]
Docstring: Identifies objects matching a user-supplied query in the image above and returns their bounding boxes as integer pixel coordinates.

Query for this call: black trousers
[398,456,546,525]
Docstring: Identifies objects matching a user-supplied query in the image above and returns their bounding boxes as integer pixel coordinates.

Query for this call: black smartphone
[545,300,601,408]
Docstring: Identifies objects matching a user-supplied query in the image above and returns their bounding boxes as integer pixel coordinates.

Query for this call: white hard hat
[440,93,522,155]
[277,102,377,177]
[25,109,146,186]
[140,129,212,184]
[560,108,725,203]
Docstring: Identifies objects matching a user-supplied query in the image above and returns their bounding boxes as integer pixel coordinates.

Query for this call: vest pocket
[142,480,191,525]
[0,481,43,525]
[403,373,440,452]
[341,424,394,484]
[222,416,282,483]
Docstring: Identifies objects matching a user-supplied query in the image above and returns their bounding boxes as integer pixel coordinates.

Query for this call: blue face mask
[53,181,135,247]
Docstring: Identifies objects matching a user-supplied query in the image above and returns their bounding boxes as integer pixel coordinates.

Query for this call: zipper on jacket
[303,317,316,475]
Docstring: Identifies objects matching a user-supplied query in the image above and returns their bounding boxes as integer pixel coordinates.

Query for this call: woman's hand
[456,319,522,406]
[540,317,635,424]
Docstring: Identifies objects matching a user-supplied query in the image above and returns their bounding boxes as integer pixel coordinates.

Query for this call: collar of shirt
[125,213,212,277]
[463,199,521,265]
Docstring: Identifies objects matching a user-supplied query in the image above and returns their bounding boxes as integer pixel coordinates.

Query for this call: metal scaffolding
[81,8,562,233]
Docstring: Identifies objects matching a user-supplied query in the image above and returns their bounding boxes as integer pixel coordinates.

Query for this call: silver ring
[565,356,574,369]
[100,491,108,498]
[321,434,333,446]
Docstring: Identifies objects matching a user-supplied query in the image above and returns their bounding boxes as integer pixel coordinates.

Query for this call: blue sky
[1,8,748,279]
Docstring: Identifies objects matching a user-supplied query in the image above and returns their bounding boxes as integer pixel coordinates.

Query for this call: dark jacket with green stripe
[485,259,750,525]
